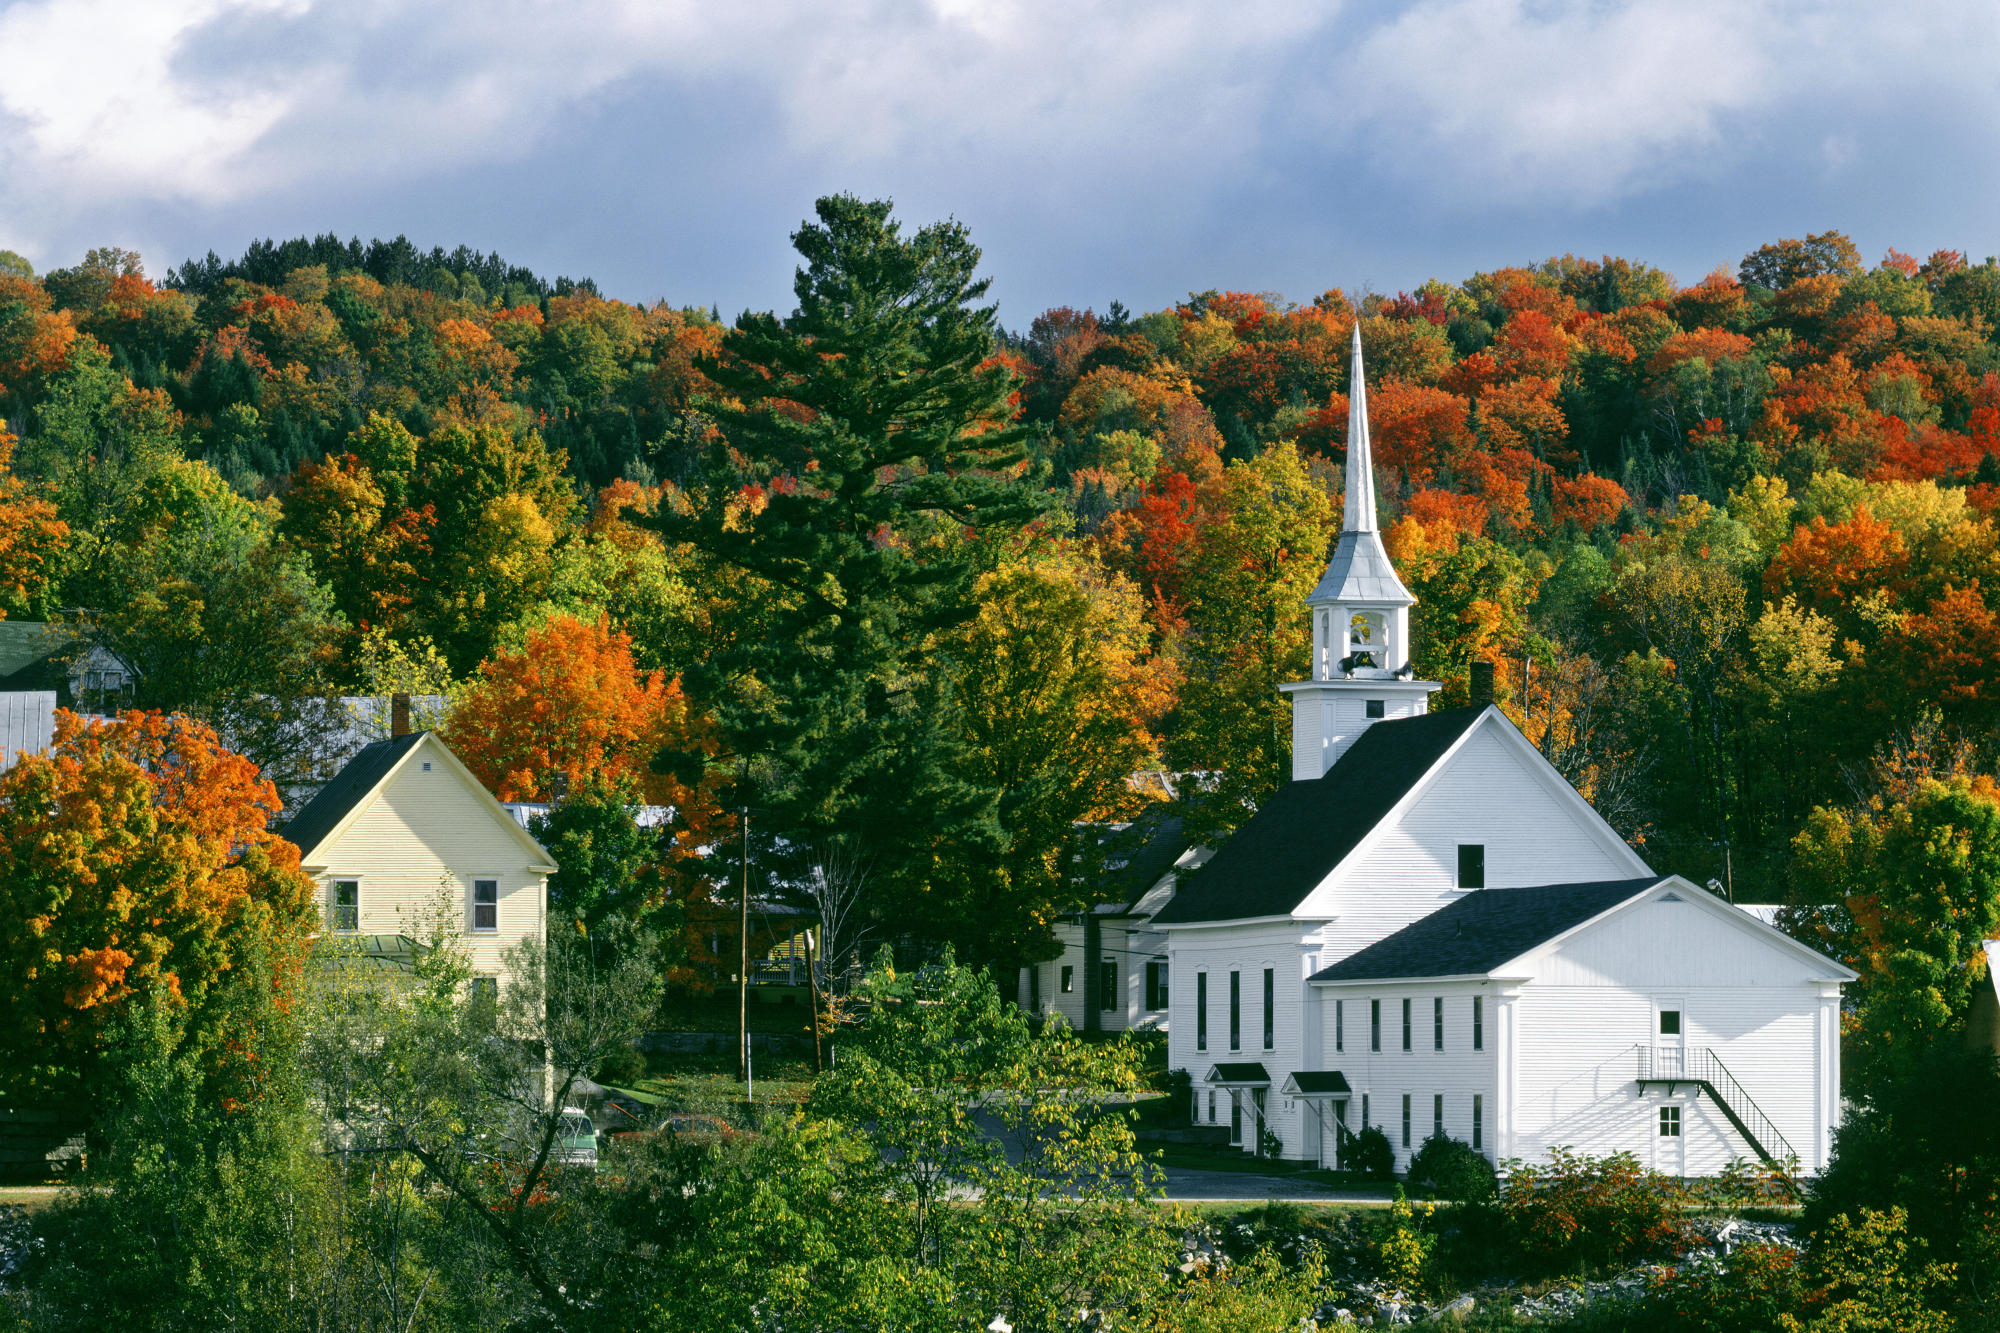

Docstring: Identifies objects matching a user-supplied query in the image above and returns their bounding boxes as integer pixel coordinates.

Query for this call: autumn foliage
[0,710,316,1099]
[443,615,727,859]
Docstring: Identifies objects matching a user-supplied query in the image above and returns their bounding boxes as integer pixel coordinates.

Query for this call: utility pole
[739,805,751,1085]
[803,925,824,1075]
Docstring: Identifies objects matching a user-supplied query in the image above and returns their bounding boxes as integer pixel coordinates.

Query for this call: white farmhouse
[1141,325,1854,1176]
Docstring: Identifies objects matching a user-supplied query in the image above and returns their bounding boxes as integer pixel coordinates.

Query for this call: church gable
[1295,710,1647,920]
[1522,884,1853,990]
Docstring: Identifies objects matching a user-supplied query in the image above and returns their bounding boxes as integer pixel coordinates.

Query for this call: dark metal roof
[1308,878,1667,983]
[280,732,425,860]
[0,621,68,691]
[1151,707,1487,925]
[1285,1071,1352,1096]
[1206,1062,1271,1084]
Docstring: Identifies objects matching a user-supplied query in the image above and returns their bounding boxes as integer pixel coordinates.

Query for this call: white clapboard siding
[1323,982,1501,1170]
[1308,724,1642,964]
[311,742,549,989]
[1025,920,1173,1033]
[1168,920,1321,1154]
[1509,986,1826,1173]
[1502,894,1843,1172]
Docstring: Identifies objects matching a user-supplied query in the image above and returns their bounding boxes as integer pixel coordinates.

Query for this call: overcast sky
[3,0,1995,325]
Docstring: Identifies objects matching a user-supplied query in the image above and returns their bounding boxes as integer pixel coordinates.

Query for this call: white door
[1655,1101,1684,1176]
[1654,999,1686,1076]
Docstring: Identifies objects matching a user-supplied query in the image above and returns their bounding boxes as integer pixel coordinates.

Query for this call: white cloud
[1328,0,1999,208]
[0,0,311,199]
[1,0,1996,289]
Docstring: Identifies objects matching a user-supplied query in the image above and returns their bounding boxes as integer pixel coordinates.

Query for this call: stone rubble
[1186,1212,1799,1328]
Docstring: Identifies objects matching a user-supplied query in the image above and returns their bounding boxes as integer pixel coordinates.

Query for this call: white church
[1025,326,1853,1178]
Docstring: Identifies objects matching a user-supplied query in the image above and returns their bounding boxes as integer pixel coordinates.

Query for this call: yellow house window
[331,880,359,933]
[472,879,499,932]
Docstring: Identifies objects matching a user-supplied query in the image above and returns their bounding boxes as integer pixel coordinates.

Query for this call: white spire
[1344,321,1377,534]
[1307,325,1413,610]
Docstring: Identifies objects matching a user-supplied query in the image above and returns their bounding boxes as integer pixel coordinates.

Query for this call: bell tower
[1280,324,1441,779]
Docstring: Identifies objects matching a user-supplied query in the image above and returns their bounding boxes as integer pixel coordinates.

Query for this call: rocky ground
[1182,1213,1798,1327]
[0,1205,30,1284]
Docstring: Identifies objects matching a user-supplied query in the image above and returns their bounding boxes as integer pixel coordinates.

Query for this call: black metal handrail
[1635,1045,1798,1166]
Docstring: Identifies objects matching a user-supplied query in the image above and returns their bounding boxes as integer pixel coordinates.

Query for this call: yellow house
[285,730,556,993]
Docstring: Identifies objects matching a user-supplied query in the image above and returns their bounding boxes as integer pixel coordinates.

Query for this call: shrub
[1345,1125,1394,1180]
[1647,1242,1807,1333]
[1407,1133,1497,1202]
[1376,1187,1438,1298]
[1792,1206,1958,1333]
[1164,1066,1194,1120]
[593,1040,647,1087]
[1808,1044,2000,1292]
[1498,1147,1688,1272]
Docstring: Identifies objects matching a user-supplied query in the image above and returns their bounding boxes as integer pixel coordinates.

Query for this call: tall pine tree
[652,195,1048,967]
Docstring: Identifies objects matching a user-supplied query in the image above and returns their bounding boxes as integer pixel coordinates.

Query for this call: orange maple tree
[0,430,68,617]
[0,710,316,1100]
[444,615,727,859]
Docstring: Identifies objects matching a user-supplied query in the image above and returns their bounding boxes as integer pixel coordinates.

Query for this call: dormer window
[1457,843,1485,889]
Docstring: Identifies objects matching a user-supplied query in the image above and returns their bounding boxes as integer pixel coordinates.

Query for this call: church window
[1145,961,1167,1011]
[1207,1090,1216,1123]
[1472,1095,1483,1151]
[1366,699,1385,719]
[1370,999,1381,1051]
[1433,996,1444,1050]
[1401,1094,1411,1148]
[1335,999,1344,1053]
[1659,1105,1682,1137]
[1402,998,1412,1051]
[1060,966,1074,994]
[1473,996,1484,1050]
[1433,1093,1444,1140]
[1361,1092,1370,1127]
[1229,971,1241,1050]
[1099,961,1118,1012]
[1262,968,1275,1049]
[1196,972,1208,1050]
[1458,844,1485,889]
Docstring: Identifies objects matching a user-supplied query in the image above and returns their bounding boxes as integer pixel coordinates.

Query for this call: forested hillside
[5,212,2000,965]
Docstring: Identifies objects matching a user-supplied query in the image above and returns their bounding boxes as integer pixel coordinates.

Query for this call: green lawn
[650,994,821,1036]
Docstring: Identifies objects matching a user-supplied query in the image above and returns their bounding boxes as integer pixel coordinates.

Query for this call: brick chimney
[390,692,412,737]
[1469,661,1495,709]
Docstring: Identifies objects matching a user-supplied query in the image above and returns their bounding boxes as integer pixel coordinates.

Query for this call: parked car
[552,1107,599,1169]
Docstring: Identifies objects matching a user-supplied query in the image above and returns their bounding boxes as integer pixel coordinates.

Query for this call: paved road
[1156,1165,1387,1203]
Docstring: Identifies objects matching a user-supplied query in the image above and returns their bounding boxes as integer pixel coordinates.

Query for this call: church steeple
[1280,325,1440,779]
[1343,321,1379,535]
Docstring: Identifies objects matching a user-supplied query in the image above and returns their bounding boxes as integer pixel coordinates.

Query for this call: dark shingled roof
[1207,1062,1271,1084]
[1308,878,1667,983]
[1285,1071,1352,1096]
[1151,706,1486,925]
[281,732,426,860]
